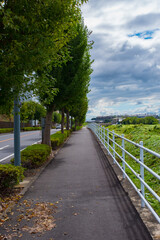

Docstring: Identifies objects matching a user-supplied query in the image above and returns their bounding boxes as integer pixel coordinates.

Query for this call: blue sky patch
[128,29,159,39]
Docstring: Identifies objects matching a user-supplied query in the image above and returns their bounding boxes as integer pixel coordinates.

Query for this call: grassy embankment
[106,124,160,216]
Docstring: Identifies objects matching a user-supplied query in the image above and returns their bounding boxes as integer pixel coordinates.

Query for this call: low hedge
[0,164,24,192]
[0,128,13,133]
[71,126,83,131]
[50,130,72,149]
[0,127,41,134]
[75,126,82,131]
[11,144,51,169]
[21,127,41,131]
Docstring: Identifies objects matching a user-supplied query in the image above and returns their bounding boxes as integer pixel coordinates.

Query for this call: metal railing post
[103,127,105,145]
[97,125,99,138]
[101,125,102,142]
[107,128,109,152]
[98,125,100,139]
[140,141,145,207]
[122,134,125,179]
[113,131,115,163]
[14,97,21,166]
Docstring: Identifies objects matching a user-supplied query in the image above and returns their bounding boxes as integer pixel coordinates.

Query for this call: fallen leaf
[73,213,78,216]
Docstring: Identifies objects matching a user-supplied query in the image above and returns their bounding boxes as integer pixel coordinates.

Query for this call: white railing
[88,123,160,223]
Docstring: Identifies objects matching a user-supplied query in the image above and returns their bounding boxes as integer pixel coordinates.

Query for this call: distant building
[91,113,159,124]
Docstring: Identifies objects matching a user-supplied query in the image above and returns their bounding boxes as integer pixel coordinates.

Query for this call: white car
[56,124,61,129]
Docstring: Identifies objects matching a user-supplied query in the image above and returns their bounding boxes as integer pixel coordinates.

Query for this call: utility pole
[41,117,46,143]
[14,97,21,166]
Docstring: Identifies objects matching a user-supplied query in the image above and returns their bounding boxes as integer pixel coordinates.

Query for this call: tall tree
[46,20,93,134]
[0,0,87,107]
[35,16,93,145]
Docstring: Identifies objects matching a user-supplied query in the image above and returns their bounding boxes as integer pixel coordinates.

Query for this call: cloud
[82,0,160,119]
[127,14,160,31]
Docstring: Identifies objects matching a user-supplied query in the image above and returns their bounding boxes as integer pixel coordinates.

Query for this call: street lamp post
[14,97,21,166]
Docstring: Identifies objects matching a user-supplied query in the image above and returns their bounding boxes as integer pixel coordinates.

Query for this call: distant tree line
[122,116,159,125]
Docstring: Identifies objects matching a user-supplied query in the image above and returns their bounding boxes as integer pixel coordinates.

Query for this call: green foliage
[0,164,24,192]
[20,101,36,122]
[50,130,71,149]
[21,127,41,131]
[38,19,92,112]
[52,112,62,124]
[122,116,159,125]
[20,101,46,122]
[35,17,93,143]
[0,127,41,133]
[76,126,83,131]
[72,126,83,131]
[11,144,51,169]
[0,128,13,133]
[107,124,160,215]
[0,0,88,108]
[0,101,13,117]
[34,103,46,121]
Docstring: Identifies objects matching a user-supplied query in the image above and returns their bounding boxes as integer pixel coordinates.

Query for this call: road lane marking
[32,140,41,145]
[0,153,14,162]
[0,147,27,162]
[0,131,44,163]
[0,139,42,162]
[0,145,9,150]
[0,137,13,143]
[0,132,39,143]
[20,132,40,137]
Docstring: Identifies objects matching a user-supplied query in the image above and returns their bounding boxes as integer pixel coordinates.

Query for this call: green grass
[105,124,160,216]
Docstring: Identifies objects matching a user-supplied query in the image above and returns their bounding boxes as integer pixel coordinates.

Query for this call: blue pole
[14,97,21,166]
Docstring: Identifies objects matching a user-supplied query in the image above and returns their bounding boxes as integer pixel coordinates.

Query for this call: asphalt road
[0,129,58,164]
[0,127,153,239]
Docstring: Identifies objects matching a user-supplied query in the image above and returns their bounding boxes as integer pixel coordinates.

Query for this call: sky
[81,0,160,120]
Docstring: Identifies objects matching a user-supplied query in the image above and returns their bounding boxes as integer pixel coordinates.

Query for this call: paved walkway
[0,128,153,239]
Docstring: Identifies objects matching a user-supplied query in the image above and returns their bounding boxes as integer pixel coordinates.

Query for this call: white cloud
[82,0,160,120]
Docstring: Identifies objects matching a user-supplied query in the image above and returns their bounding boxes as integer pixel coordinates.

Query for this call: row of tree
[0,0,93,146]
[122,116,159,125]
[20,100,61,126]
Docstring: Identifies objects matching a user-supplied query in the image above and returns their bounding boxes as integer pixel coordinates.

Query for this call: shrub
[21,127,41,131]
[76,126,82,131]
[50,131,65,149]
[0,164,24,192]
[72,126,82,131]
[11,144,51,169]
[0,128,13,133]
[0,127,41,134]
[50,130,71,149]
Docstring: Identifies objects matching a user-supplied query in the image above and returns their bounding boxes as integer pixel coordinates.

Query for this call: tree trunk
[61,108,64,133]
[43,106,54,146]
[75,118,78,131]
[10,116,12,128]
[66,110,69,130]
